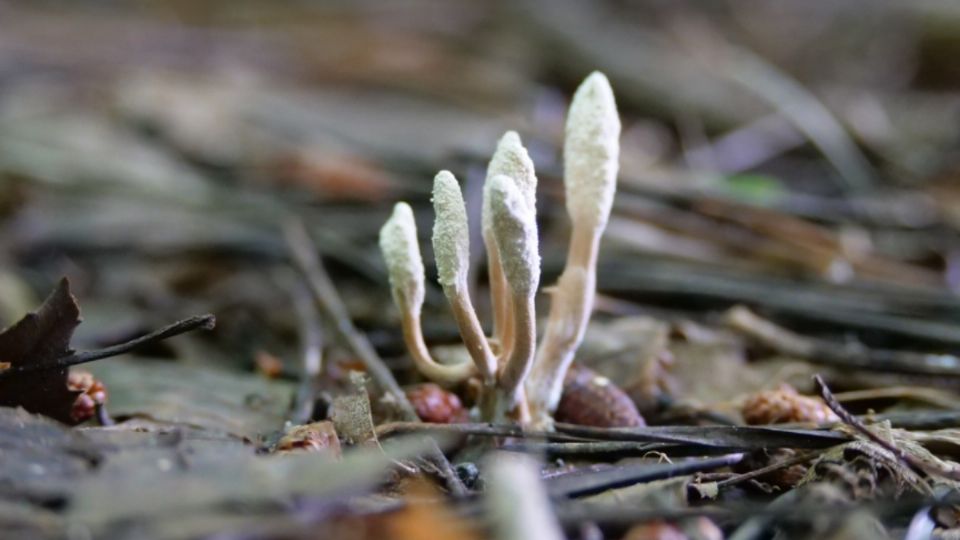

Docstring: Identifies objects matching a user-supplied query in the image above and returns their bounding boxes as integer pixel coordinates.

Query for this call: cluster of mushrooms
[379,72,620,429]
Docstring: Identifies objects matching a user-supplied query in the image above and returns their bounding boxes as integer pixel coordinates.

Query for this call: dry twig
[814,374,960,481]
[286,221,469,494]
[726,306,960,378]
[288,276,325,425]
[0,313,216,376]
[284,218,419,422]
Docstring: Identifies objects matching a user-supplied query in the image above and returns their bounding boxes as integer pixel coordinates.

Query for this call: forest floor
[2,2,960,539]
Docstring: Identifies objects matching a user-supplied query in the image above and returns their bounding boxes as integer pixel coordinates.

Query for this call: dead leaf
[742,384,839,425]
[269,148,396,202]
[274,421,342,458]
[581,476,690,511]
[86,359,293,441]
[0,278,82,424]
[386,478,480,540]
[331,372,381,449]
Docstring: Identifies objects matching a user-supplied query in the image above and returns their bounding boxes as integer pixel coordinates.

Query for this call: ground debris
[0,278,82,423]
[2,2,960,538]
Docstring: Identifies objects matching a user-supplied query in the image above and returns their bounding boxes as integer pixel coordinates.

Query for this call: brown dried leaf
[0,278,82,424]
[269,148,396,202]
[386,478,480,540]
[742,384,839,425]
[331,372,381,449]
[86,360,292,440]
[274,421,342,458]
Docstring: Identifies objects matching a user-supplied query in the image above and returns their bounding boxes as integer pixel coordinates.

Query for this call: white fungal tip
[482,131,537,238]
[489,175,540,296]
[378,202,425,309]
[564,71,620,230]
[431,170,470,290]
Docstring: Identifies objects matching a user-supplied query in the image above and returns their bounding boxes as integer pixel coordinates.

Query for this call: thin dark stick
[555,503,732,528]
[0,314,215,377]
[284,219,419,422]
[554,423,849,449]
[375,421,588,442]
[501,441,675,457]
[715,450,821,488]
[285,219,468,491]
[288,276,325,425]
[727,306,960,378]
[422,440,468,497]
[554,489,960,529]
[546,454,745,498]
[814,374,960,481]
[878,410,960,431]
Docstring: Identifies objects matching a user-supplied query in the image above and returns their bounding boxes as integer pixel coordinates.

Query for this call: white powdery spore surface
[489,175,540,296]
[431,170,470,289]
[378,202,425,306]
[564,71,621,230]
[483,131,538,237]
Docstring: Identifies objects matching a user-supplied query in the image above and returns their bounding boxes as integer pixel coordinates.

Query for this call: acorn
[405,383,468,423]
[555,364,645,428]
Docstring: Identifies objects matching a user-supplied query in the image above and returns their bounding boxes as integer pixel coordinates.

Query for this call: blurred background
[2,0,960,377]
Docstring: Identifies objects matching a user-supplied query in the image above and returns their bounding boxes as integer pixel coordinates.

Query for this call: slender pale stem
[485,235,510,354]
[509,386,531,424]
[567,223,601,273]
[497,294,536,410]
[485,382,531,424]
[446,288,497,383]
[526,224,600,427]
[500,295,515,367]
[400,304,476,385]
[477,289,535,424]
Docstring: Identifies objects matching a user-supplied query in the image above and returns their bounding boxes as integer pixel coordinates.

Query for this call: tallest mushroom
[526,72,621,429]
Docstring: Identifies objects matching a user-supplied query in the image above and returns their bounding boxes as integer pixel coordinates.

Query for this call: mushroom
[487,174,540,421]
[482,131,538,358]
[526,72,621,429]
[378,71,620,428]
[379,202,476,385]
[432,171,497,384]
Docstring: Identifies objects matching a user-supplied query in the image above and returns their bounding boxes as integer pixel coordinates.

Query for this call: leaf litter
[3,2,960,539]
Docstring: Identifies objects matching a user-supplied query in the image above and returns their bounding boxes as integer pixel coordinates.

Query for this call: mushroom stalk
[399,304,477,385]
[526,72,620,429]
[433,171,498,383]
[487,173,540,421]
[380,202,476,387]
[485,238,510,354]
[526,243,595,426]
[445,290,496,383]
[498,294,536,406]
[483,131,537,358]
[488,293,535,422]
[378,71,618,428]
